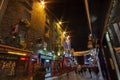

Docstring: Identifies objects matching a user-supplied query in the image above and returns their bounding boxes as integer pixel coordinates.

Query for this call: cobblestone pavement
[45,70,99,80]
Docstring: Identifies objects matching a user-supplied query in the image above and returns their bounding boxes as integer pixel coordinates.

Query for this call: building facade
[100,0,120,80]
[0,0,47,79]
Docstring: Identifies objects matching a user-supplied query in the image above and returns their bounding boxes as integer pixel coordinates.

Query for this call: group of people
[75,64,101,80]
[75,64,93,78]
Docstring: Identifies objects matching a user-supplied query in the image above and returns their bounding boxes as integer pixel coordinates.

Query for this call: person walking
[77,64,81,75]
[88,67,92,78]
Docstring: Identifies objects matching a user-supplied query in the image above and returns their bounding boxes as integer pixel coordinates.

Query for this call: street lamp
[58,21,62,25]
[40,0,45,8]
[57,52,61,56]
[63,31,66,37]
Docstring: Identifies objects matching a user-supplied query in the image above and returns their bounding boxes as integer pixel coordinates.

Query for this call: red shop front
[51,59,65,76]
[63,57,74,72]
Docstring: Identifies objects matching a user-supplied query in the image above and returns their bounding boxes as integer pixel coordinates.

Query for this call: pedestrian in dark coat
[88,67,92,78]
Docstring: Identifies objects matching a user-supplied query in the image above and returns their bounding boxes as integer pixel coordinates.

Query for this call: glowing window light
[8,51,27,56]
[20,57,28,61]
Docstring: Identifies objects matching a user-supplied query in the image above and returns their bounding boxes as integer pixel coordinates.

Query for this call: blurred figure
[88,67,92,78]
[80,66,84,76]
[74,66,77,74]
[77,64,81,74]
[33,63,46,80]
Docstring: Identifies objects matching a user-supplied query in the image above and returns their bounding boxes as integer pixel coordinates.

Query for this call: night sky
[46,0,110,51]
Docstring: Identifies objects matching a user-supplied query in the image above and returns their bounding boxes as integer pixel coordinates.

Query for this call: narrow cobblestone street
[46,70,99,80]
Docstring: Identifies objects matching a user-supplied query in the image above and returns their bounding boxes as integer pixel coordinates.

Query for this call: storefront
[40,54,53,78]
[0,44,32,80]
[51,60,63,76]
[63,57,74,71]
[52,56,75,76]
[37,49,53,78]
